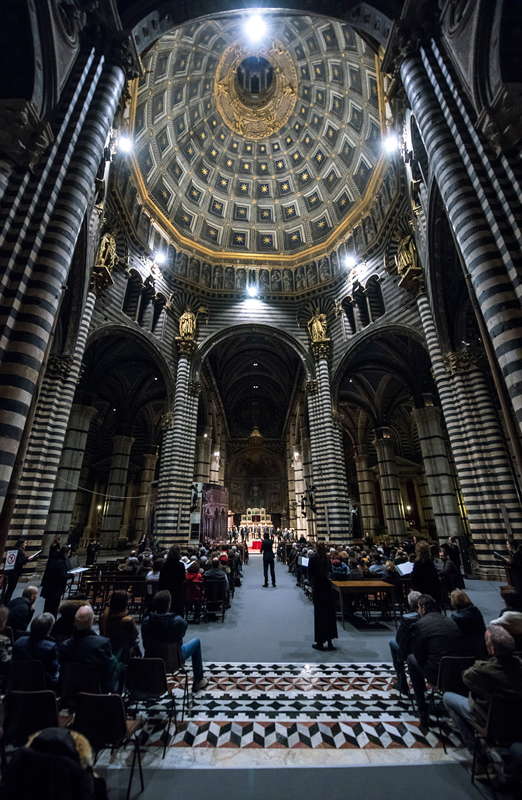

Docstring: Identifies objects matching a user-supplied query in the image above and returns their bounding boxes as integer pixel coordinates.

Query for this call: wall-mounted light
[383,133,399,154]
[154,251,167,265]
[344,255,357,269]
[247,285,258,298]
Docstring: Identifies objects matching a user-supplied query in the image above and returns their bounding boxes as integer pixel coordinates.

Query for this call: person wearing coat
[41,547,69,617]
[158,547,186,616]
[308,543,337,651]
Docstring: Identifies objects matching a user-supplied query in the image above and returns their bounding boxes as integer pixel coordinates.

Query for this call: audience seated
[12,612,59,687]
[330,558,349,580]
[449,589,486,656]
[7,585,38,638]
[99,590,141,664]
[406,593,462,727]
[204,556,229,587]
[389,590,421,693]
[0,604,12,678]
[490,587,522,644]
[60,605,116,692]
[52,596,88,644]
[141,589,207,692]
[0,727,108,800]
[443,625,522,756]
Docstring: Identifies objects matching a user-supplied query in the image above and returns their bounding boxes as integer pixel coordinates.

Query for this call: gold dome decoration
[214,42,298,141]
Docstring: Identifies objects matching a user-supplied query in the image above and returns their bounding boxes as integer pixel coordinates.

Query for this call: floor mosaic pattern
[135,662,460,750]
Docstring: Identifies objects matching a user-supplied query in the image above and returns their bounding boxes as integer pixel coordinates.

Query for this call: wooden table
[330,580,395,629]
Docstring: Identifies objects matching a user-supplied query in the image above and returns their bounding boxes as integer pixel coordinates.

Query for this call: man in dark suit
[389,590,421,692]
[407,593,462,727]
[261,532,276,588]
[59,605,115,691]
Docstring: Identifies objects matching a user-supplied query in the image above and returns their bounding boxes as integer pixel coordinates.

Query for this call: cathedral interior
[1,0,522,797]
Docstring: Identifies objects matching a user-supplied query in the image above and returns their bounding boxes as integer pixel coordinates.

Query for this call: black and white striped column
[194,431,211,485]
[100,435,135,549]
[373,429,405,538]
[412,405,463,541]
[7,290,97,549]
[307,344,352,541]
[417,292,522,574]
[134,451,158,543]
[0,54,125,524]
[44,403,97,552]
[156,346,199,547]
[401,52,522,429]
[354,450,378,538]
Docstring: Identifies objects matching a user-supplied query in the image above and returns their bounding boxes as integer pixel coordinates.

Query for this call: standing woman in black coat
[41,546,69,617]
[308,543,337,651]
[411,541,441,606]
[158,547,186,616]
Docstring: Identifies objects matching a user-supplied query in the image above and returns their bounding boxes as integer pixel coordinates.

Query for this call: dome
[130,14,385,262]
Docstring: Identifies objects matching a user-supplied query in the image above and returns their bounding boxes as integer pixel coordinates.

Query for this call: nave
[96,555,494,798]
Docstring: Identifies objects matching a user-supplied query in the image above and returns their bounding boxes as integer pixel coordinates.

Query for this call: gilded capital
[443,347,481,376]
[176,338,198,357]
[306,379,319,395]
[311,339,331,360]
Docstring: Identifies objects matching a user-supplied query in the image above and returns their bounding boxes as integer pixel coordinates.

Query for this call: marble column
[306,341,352,541]
[156,342,199,547]
[44,404,97,553]
[354,450,378,538]
[134,451,158,542]
[412,405,463,541]
[101,434,134,549]
[194,431,211,485]
[374,429,405,538]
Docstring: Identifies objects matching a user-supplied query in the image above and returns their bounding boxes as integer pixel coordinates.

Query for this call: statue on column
[307,312,328,343]
[178,308,197,340]
[394,230,422,292]
[96,232,118,271]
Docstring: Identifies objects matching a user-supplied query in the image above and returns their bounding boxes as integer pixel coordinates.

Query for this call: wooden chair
[470,695,522,796]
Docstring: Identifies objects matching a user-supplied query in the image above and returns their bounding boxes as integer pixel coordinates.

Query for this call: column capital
[70,403,98,423]
[305,379,319,396]
[442,346,483,376]
[382,1,440,75]
[176,338,198,357]
[46,354,74,379]
[373,426,395,445]
[160,410,174,430]
[310,339,331,361]
[111,434,134,450]
[89,264,114,297]
[188,380,201,397]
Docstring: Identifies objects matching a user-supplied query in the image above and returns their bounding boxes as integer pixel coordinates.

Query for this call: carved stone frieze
[443,346,482,376]
[0,100,53,169]
[305,379,319,395]
[311,340,332,361]
[176,338,197,357]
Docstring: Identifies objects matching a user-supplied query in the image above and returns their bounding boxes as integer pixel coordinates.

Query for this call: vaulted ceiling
[205,332,302,437]
[131,14,384,258]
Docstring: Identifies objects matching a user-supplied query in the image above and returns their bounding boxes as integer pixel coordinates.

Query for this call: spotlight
[203,433,208,438]
[117,134,133,153]
[383,133,399,154]
[213,451,220,457]
[97,504,102,511]
[344,254,357,269]
[247,285,258,297]
[154,251,167,265]
[244,13,267,43]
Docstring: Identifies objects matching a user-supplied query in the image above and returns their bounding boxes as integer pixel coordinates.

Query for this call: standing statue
[96,232,117,270]
[179,308,197,340]
[394,232,419,276]
[307,312,328,342]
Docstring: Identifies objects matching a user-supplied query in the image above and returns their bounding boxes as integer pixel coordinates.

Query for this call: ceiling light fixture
[244,13,267,43]
[117,134,133,153]
[247,285,258,297]
[154,251,167,265]
[383,133,399,154]
[344,254,357,269]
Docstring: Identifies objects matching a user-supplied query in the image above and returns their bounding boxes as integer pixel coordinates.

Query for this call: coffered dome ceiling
[131,14,385,261]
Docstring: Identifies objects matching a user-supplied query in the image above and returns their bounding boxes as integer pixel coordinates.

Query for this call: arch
[332,323,429,400]
[122,4,394,55]
[365,275,385,320]
[193,323,315,381]
[85,323,175,402]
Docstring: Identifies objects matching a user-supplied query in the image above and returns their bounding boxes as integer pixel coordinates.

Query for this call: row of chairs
[401,654,522,796]
[1,648,191,799]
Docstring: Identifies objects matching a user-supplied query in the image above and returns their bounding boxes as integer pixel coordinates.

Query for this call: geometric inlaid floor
[136,662,460,750]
